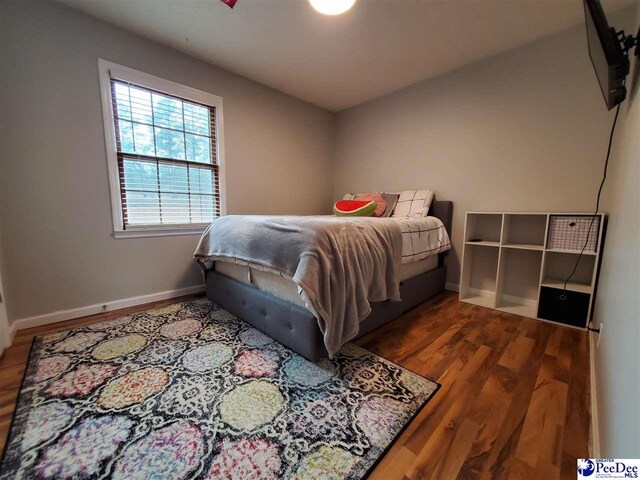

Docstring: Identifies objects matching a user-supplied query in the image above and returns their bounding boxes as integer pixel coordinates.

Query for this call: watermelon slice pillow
[333,200,378,217]
[354,193,387,216]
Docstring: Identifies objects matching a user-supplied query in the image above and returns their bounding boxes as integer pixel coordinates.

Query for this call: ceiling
[54,0,634,111]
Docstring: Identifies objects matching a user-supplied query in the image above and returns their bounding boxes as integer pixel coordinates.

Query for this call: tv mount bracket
[617,26,640,57]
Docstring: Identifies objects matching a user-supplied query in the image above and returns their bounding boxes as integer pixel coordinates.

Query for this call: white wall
[0,0,334,323]
[332,15,632,287]
[592,6,640,456]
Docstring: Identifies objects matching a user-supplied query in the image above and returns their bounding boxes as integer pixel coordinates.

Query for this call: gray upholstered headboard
[430,200,453,235]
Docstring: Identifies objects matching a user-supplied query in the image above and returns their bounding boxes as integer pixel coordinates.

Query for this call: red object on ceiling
[220,0,238,8]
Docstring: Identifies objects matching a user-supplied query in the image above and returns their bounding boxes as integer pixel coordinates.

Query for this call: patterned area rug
[0,298,439,479]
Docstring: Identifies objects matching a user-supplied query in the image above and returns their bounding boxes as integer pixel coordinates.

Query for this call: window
[99,60,225,238]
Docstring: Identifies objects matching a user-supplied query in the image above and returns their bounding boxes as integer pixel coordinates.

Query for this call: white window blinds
[110,79,220,228]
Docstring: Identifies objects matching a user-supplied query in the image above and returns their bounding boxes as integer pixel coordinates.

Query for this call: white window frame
[98,59,226,239]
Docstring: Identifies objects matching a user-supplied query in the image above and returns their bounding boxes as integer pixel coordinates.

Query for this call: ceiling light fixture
[309,0,357,16]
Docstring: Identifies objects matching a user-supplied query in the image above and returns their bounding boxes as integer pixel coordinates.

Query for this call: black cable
[561,102,621,300]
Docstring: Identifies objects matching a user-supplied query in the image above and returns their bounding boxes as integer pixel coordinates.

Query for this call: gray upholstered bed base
[205,265,446,361]
[204,200,453,362]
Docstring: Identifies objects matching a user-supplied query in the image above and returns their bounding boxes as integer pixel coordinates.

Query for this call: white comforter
[397,216,451,263]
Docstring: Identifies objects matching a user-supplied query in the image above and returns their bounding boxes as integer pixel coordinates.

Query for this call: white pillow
[392,190,434,217]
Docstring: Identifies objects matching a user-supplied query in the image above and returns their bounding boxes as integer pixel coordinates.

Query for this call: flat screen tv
[583,0,629,110]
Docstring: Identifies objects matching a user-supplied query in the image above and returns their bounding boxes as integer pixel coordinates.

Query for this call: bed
[195,200,452,362]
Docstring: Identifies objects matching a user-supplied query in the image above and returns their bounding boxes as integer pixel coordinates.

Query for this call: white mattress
[215,255,439,309]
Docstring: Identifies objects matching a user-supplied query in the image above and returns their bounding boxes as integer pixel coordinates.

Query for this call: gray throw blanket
[194,215,402,357]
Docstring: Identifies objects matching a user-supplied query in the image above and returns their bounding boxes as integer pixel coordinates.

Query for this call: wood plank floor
[357,292,590,480]
[0,291,590,479]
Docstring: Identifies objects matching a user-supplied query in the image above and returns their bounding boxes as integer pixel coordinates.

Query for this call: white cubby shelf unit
[459,212,605,328]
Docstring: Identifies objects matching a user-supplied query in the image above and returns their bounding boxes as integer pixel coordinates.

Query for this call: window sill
[113,226,208,239]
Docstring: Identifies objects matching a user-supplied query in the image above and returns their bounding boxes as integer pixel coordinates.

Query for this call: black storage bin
[538,286,590,327]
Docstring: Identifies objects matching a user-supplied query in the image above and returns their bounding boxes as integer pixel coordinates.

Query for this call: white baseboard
[445,282,460,292]
[468,287,494,297]
[9,323,17,341]
[11,284,205,333]
[501,293,537,307]
[589,329,601,457]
